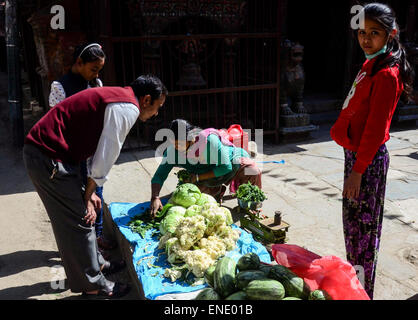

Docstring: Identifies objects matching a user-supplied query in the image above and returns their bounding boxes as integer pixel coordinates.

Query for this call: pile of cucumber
[195,253,331,300]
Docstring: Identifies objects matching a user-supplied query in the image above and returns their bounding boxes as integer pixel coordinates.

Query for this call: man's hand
[343,171,363,200]
[84,200,97,226]
[90,193,102,210]
[150,197,163,219]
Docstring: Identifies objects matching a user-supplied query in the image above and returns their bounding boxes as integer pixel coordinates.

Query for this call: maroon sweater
[25,86,139,164]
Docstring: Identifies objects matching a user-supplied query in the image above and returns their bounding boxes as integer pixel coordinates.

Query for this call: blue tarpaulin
[108,201,272,300]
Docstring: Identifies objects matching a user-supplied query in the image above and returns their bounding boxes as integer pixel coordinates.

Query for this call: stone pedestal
[279,112,319,142]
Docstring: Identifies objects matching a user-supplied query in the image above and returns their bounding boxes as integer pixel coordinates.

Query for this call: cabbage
[171,183,202,208]
[195,193,217,206]
[184,205,203,217]
[159,206,186,235]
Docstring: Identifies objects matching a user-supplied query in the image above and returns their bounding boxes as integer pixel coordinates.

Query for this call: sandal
[83,281,130,299]
[101,259,126,276]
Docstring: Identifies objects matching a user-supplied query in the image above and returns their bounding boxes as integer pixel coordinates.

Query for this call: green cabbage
[159,206,186,235]
[195,193,218,206]
[171,183,202,208]
[185,205,203,217]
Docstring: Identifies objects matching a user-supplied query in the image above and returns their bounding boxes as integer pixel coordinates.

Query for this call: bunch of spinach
[236,182,267,203]
[175,170,192,187]
[128,203,174,238]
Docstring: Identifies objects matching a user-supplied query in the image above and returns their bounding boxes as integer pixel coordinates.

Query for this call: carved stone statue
[280,40,307,115]
[278,39,318,141]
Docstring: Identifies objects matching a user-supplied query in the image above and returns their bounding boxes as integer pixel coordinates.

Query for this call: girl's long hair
[363,3,415,101]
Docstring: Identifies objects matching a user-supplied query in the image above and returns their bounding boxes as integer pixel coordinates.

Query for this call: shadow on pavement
[0,281,67,300]
[0,250,60,278]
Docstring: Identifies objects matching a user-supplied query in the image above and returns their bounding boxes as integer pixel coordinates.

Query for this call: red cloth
[330,56,403,174]
[25,86,139,163]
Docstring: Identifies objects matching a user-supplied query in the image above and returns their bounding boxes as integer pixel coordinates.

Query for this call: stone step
[310,110,340,125]
[397,105,418,116]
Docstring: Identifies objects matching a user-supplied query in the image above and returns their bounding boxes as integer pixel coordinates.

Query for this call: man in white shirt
[24,74,167,298]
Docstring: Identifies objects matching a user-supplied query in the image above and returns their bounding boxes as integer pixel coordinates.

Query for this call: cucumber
[282,297,302,300]
[236,270,268,290]
[213,256,237,297]
[204,264,216,288]
[237,253,260,271]
[244,279,285,300]
[309,289,332,300]
[268,265,310,300]
[225,291,247,300]
[258,263,274,276]
[195,288,221,300]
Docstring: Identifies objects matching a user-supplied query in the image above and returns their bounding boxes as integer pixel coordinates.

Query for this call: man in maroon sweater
[23,75,167,297]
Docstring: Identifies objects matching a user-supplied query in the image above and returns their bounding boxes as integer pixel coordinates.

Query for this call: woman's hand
[84,200,97,226]
[343,171,363,199]
[150,197,163,219]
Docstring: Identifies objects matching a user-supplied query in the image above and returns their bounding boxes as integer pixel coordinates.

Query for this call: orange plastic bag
[271,244,370,300]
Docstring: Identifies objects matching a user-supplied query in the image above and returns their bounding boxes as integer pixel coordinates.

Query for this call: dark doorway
[286,1,352,99]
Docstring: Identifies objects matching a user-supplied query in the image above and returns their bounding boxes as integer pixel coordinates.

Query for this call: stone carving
[279,39,318,140]
[280,40,307,115]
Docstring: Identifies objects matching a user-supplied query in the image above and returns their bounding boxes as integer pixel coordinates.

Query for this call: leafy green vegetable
[195,193,217,206]
[171,183,202,208]
[128,210,160,239]
[128,203,175,239]
[159,206,187,235]
[175,170,192,186]
[236,182,266,203]
[185,205,203,217]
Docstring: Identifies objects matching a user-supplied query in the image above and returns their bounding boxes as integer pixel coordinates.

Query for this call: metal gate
[94,0,282,148]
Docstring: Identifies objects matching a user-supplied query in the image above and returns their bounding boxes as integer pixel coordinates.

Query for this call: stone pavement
[0,122,417,300]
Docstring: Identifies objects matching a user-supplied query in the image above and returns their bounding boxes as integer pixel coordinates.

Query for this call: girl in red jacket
[331,3,414,299]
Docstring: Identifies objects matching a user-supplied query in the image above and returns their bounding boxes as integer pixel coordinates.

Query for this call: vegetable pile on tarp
[158,183,240,282]
[109,201,271,300]
[195,253,331,300]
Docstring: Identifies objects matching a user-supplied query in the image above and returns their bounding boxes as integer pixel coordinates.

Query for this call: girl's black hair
[130,74,168,103]
[362,3,415,101]
[169,119,201,141]
[73,43,106,64]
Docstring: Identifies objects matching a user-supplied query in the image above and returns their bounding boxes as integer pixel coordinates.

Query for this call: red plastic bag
[272,244,370,300]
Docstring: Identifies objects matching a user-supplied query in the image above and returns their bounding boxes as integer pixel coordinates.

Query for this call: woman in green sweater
[150,119,262,216]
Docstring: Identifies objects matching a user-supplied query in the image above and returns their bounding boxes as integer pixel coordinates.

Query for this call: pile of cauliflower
[158,184,240,281]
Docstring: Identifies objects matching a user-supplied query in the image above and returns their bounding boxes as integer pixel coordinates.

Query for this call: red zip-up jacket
[330,55,404,174]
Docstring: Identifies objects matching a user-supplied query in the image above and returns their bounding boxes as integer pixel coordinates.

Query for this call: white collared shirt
[87,102,139,187]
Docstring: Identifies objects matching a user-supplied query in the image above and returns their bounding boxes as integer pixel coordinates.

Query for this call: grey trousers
[23,144,108,293]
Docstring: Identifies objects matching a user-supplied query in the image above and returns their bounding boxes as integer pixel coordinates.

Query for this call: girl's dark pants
[23,144,109,293]
[343,144,389,300]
